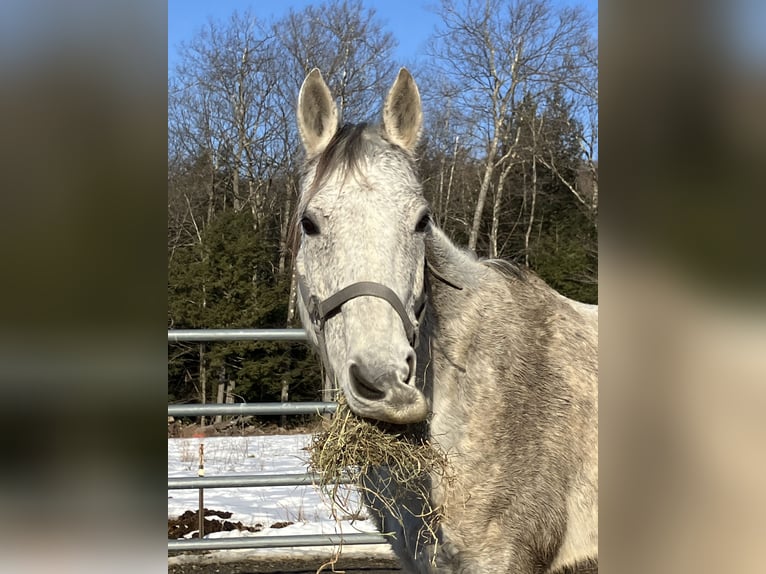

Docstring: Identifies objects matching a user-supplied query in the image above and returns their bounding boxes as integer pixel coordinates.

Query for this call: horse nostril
[349,363,386,401]
[405,350,416,384]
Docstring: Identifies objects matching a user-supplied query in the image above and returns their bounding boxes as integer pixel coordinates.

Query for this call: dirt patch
[167,554,403,574]
[168,417,323,438]
[168,508,263,539]
[269,520,294,529]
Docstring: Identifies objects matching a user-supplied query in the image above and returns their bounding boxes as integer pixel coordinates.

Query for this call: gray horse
[294,68,598,574]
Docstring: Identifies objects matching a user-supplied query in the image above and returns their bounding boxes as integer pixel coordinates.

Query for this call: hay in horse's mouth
[307,394,452,537]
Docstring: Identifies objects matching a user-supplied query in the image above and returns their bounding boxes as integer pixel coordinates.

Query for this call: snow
[167,434,394,563]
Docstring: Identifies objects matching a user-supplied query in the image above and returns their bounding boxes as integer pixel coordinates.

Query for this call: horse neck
[419,230,488,439]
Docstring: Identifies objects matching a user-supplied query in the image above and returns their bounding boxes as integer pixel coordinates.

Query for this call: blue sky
[168,0,440,72]
[168,0,597,73]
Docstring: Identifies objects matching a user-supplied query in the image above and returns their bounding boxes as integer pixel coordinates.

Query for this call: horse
[293,68,598,574]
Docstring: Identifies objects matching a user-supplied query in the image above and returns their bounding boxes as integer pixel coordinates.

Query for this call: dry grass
[307,395,452,546]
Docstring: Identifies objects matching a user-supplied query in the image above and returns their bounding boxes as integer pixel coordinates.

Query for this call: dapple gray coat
[294,68,598,573]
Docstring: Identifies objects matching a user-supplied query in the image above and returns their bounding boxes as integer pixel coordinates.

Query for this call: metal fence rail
[167,329,388,554]
[168,532,388,552]
[168,473,353,489]
[168,402,336,418]
[168,473,318,490]
[168,328,307,342]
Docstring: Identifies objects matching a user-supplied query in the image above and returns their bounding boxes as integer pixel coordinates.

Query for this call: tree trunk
[489,184,503,259]
[215,379,224,424]
[207,150,216,226]
[278,188,292,276]
[280,379,289,427]
[215,366,230,424]
[286,270,298,325]
[488,182,498,259]
[232,167,242,212]
[442,135,459,228]
[248,179,265,232]
[247,178,256,222]
[437,148,446,221]
[468,143,497,253]
[524,156,538,266]
[199,343,207,428]
[490,157,518,259]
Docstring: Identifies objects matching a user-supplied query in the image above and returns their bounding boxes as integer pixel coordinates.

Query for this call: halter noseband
[296,260,462,378]
[297,275,427,349]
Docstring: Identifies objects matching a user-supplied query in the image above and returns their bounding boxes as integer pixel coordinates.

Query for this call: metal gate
[167,329,388,552]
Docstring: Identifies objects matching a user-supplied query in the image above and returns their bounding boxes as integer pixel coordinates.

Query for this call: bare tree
[489,122,522,258]
[277,0,397,122]
[170,11,285,230]
[572,33,599,219]
[427,0,595,254]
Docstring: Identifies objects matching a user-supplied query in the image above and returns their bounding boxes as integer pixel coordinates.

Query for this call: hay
[307,395,452,545]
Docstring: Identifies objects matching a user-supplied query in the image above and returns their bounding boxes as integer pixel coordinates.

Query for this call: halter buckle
[307,295,324,330]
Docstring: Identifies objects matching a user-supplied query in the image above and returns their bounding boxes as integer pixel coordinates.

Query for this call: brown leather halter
[297,274,427,347]
[296,260,461,379]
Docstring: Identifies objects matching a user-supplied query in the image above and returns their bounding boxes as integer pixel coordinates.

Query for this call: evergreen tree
[168,210,321,407]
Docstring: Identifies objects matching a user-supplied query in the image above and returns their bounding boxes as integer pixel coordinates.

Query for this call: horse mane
[425,226,529,294]
[482,258,528,282]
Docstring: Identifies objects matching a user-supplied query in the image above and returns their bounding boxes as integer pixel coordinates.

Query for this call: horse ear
[382,68,422,153]
[297,69,338,156]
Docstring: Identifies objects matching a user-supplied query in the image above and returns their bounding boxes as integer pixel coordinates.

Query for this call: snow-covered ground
[168,434,394,564]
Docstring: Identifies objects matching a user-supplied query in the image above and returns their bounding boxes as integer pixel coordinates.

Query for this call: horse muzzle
[346,357,429,424]
[296,273,430,424]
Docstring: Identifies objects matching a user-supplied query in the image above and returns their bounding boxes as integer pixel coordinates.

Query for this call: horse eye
[300,215,320,236]
[415,212,431,233]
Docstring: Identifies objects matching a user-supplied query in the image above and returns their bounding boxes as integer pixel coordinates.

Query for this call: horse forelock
[310,122,370,194]
[306,122,418,198]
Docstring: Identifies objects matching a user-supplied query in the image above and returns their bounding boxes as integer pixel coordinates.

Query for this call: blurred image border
[0,0,763,572]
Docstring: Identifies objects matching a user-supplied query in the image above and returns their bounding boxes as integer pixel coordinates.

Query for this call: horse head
[294,68,430,425]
